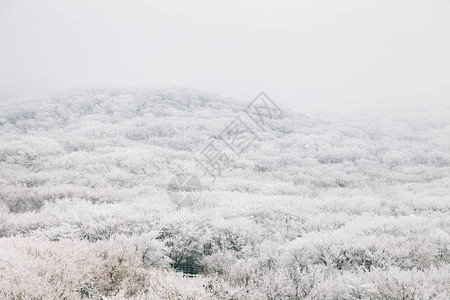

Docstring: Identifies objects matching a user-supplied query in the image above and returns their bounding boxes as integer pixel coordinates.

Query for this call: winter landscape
[2,0,450,299]
[0,88,449,299]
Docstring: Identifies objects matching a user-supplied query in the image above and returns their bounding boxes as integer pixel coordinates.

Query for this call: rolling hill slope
[0,88,449,299]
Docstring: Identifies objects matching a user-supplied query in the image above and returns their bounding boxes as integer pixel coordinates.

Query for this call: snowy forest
[0,88,449,299]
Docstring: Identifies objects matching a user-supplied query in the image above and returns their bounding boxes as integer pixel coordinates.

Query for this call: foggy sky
[1,0,449,107]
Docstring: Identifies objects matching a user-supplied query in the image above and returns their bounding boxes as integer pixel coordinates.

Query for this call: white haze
[1,0,450,108]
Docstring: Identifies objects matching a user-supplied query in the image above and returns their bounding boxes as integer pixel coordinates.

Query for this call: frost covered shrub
[5,194,45,213]
[131,232,170,268]
[0,238,98,299]
[0,188,45,213]
[258,269,294,300]
[0,236,177,299]
[157,222,208,271]
[90,238,151,297]
[135,270,212,300]
[313,267,450,299]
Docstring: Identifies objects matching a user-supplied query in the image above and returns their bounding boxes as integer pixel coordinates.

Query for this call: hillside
[0,88,449,299]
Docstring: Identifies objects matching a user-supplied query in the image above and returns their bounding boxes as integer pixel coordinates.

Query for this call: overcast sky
[1,0,449,107]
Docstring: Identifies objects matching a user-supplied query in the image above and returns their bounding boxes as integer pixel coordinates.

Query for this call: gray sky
[1,0,449,107]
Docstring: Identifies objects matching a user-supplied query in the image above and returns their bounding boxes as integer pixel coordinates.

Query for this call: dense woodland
[0,88,449,299]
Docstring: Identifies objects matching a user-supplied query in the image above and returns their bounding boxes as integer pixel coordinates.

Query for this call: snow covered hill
[0,88,449,299]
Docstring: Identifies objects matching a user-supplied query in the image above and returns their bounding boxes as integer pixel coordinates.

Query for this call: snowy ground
[0,88,449,299]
